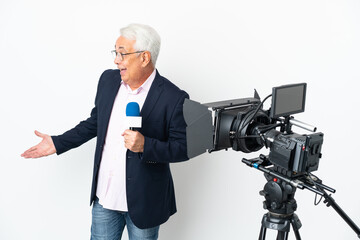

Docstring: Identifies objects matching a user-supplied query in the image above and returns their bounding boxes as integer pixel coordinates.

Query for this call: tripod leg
[276,231,289,240]
[290,214,302,240]
[258,226,267,240]
[293,229,301,240]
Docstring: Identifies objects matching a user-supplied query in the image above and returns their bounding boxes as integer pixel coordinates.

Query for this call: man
[21,23,189,240]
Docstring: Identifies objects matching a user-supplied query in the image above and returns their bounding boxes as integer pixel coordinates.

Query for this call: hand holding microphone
[122,102,144,152]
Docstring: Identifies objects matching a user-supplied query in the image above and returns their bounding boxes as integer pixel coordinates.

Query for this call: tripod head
[261,171,298,216]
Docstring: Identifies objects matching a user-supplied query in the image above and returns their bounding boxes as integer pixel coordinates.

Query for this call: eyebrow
[114,45,125,50]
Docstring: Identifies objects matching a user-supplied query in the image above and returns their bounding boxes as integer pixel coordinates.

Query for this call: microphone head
[126,102,141,116]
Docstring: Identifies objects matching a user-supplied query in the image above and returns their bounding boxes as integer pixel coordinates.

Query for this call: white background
[1,0,360,239]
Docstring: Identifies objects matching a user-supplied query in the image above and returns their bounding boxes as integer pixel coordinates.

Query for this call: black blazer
[52,69,189,229]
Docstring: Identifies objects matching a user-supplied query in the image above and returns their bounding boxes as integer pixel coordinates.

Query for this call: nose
[114,56,121,65]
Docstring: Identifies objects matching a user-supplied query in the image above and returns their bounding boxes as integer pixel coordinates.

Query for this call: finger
[35,130,45,138]
[21,140,45,155]
[22,149,45,159]
[24,153,41,159]
[124,138,133,147]
[124,134,136,144]
[122,130,130,136]
[24,148,46,158]
[22,150,39,158]
[21,148,36,157]
[22,152,35,158]
[21,146,37,156]
[124,141,131,150]
[123,129,136,135]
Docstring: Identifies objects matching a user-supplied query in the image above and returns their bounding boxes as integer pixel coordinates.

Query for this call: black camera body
[265,130,323,177]
[183,82,323,176]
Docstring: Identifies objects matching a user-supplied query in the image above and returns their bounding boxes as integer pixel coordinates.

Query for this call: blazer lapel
[99,73,121,140]
[141,70,164,122]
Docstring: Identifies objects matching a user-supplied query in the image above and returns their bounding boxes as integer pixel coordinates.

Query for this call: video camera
[183,83,323,177]
[184,83,360,238]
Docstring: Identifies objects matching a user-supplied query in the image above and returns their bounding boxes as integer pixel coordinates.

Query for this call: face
[114,36,146,89]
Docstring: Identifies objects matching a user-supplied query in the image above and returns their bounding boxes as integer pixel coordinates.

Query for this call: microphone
[126,102,142,130]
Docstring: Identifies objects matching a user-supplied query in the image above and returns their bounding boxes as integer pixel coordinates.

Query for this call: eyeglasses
[111,50,144,61]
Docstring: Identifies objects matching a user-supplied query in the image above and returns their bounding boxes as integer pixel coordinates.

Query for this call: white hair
[120,23,161,66]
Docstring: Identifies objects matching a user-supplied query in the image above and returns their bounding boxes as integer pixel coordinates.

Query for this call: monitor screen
[270,83,307,118]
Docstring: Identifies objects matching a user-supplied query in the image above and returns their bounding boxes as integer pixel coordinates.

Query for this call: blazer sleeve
[142,92,189,163]
[51,77,102,155]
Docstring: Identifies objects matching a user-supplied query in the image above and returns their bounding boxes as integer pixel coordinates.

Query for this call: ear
[141,51,152,67]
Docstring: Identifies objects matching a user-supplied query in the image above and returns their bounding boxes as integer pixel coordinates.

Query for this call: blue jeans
[91,198,160,240]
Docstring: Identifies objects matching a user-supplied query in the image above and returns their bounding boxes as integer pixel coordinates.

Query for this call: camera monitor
[270,83,307,118]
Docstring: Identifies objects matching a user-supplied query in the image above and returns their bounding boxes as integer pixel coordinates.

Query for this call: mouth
[119,68,127,75]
